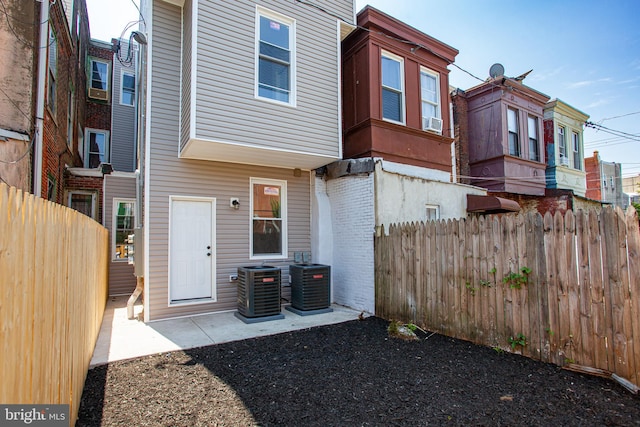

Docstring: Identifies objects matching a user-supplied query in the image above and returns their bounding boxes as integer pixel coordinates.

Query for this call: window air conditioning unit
[88,88,108,101]
[559,156,570,166]
[424,116,443,133]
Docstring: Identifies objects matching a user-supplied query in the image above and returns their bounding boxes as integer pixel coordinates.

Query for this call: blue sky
[87,0,640,179]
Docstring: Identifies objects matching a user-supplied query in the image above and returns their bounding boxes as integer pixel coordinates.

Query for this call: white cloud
[585,99,612,109]
[567,77,612,89]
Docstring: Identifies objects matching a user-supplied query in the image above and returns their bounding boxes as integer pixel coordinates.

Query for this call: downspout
[34,0,50,197]
[449,100,456,183]
[127,30,147,320]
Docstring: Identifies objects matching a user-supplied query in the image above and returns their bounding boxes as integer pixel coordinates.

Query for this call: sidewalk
[90,296,363,367]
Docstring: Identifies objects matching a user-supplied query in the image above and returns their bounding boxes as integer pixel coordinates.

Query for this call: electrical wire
[129,0,146,27]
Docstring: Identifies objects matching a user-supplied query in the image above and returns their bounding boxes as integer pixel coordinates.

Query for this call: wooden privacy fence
[375,207,640,388]
[0,183,109,425]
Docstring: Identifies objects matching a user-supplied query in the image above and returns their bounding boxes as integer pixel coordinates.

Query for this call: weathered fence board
[0,183,109,425]
[375,207,640,389]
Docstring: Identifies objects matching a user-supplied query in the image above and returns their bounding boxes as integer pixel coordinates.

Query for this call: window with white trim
[426,205,440,221]
[85,128,110,168]
[256,7,295,105]
[67,190,97,220]
[558,125,566,159]
[572,131,581,170]
[89,58,109,100]
[113,199,136,261]
[507,108,520,157]
[251,178,287,258]
[67,89,74,147]
[121,71,135,106]
[420,67,440,131]
[48,27,57,114]
[381,51,405,124]
[528,116,539,162]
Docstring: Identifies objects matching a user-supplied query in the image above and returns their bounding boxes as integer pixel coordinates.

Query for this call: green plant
[489,267,496,275]
[502,266,531,289]
[406,323,418,332]
[465,281,478,295]
[545,327,555,336]
[565,358,576,364]
[270,199,281,218]
[479,279,492,287]
[508,333,527,350]
[492,346,504,354]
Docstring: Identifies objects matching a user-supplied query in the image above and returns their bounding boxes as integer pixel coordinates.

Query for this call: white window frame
[572,131,581,170]
[84,128,110,168]
[507,107,520,157]
[426,204,440,221]
[89,58,110,91]
[250,177,288,260]
[67,89,74,147]
[112,198,136,261]
[381,50,405,125]
[120,70,136,106]
[558,125,566,159]
[66,190,97,220]
[48,26,57,114]
[420,67,440,130]
[527,116,539,162]
[255,6,296,107]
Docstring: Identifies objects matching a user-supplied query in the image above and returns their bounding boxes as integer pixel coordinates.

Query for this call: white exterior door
[169,197,215,302]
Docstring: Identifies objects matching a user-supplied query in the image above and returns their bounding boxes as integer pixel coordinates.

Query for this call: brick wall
[543,118,555,166]
[585,152,601,201]
[41,0,80,202]
[85,42,112,160]
[451,89,470,184]
[327,174,375,313]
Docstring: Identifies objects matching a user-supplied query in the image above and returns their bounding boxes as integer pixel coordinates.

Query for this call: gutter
[33,0,49,197]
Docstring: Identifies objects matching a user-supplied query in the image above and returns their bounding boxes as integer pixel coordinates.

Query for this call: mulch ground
[77,317,640,426]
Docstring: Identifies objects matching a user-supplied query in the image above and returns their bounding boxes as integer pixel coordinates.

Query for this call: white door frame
[168,195,216,306]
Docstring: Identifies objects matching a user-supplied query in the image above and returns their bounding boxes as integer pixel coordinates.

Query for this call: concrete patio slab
[90,296,363,367]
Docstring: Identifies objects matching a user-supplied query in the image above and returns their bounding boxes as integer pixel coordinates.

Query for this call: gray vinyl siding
[111,40,137,172]
[104,175,137,296]
[148,1,312,321]
[180,0,192,150]
[188,0,352,157]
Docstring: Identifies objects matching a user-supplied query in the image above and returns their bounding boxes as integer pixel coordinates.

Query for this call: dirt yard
[77,317,640,426]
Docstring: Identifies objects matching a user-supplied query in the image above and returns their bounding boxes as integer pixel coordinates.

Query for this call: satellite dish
[489,63,505,78]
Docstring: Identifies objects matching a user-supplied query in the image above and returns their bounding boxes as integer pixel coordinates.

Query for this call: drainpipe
[449,100,456,183]
[33,0,50,197]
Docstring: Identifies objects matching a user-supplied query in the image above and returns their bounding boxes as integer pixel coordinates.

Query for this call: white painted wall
[311,175,333,266]
[375,160,485,227]
[326,173,375,314]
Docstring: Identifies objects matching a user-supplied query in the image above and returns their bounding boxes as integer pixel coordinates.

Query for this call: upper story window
[67,89,74,147]
[572,131,581,170]
[88,58,110,101]
[558,126,566,160]
[420,67,441,133]
[527,116,539,162]
[67,190,97,220]
[121,71,135,106]
[48,27,57,114]
[381,51,405,124]
[251,178,287,259]
[507,108,520,157]
[85,128,110,168]
[256,7,295,106]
